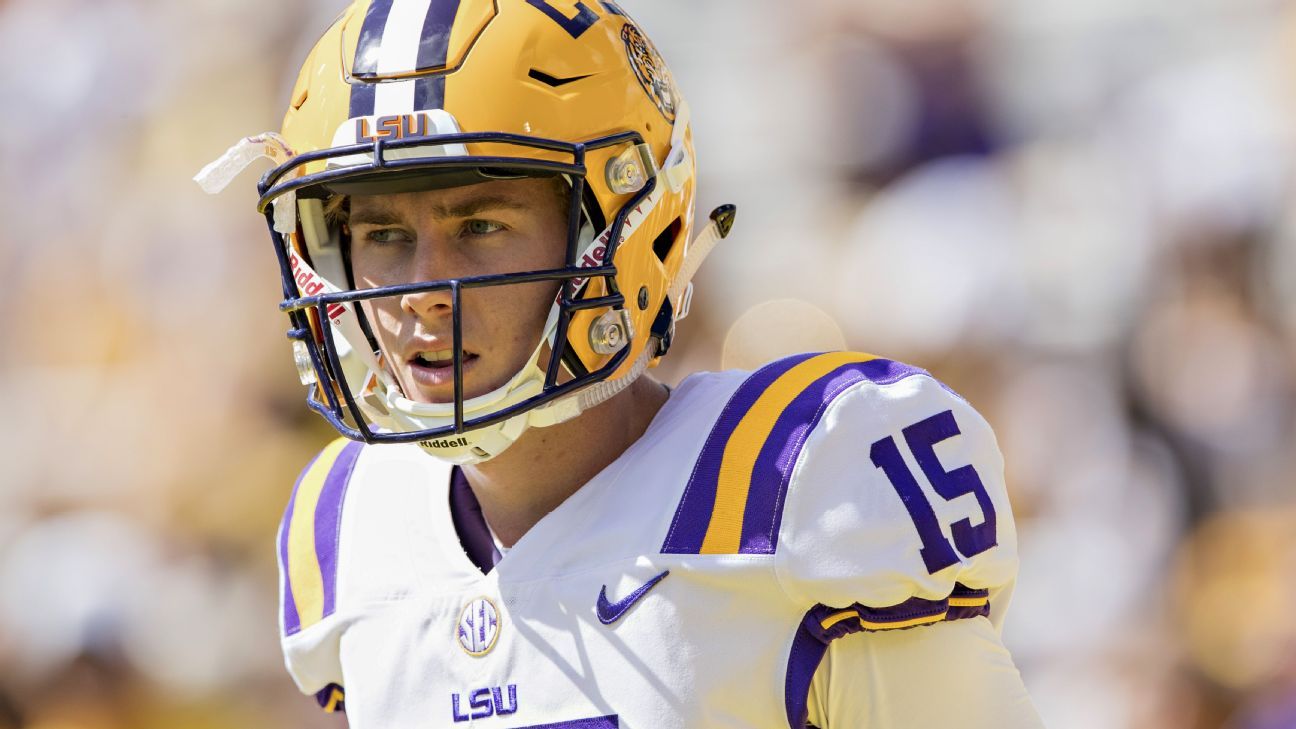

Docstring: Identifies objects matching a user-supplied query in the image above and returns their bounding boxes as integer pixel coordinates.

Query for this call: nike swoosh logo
[596,570,670,625]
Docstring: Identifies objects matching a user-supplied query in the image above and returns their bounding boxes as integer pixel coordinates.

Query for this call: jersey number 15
[870,409,998,574]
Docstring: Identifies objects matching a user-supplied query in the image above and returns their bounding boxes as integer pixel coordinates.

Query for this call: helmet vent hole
[528,68,595,88]
[652,217,683,264]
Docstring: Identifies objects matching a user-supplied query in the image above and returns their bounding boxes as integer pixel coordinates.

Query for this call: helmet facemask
[262,126,665,463]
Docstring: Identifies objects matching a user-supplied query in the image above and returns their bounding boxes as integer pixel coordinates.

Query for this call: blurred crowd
[1,0,1294,727]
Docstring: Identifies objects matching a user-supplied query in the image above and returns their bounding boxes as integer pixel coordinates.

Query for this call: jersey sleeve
[804,615,1044,728]
[770,354,1020,625]
[276,436,364,713]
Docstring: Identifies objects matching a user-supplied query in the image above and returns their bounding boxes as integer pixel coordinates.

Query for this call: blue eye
[465,220,505,236]
[366,228,412,244]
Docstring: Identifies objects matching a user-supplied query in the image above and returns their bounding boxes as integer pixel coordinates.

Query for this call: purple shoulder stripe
[315,441,363,622]
[278,450,322,637]
[350,0,396,78]
[742,358,930,554]
[278,440,364,637]
[663,354,936,555]
[661,353,818,554]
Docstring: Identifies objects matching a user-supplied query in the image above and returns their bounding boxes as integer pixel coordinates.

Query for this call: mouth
[405,348,480,391]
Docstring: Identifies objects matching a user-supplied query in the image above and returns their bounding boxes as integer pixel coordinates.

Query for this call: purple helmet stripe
[352,0,398,77]
[351,0,460,115]
[414,75,447,111]
[740,358,931,555]
[315,440,364,619]
[416,0,462,72]
[349,81,377,119]
[660,353,818,554]
[347,0,396,117]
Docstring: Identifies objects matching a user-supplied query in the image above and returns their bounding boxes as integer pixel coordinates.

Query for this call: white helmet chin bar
[195,102,722,465]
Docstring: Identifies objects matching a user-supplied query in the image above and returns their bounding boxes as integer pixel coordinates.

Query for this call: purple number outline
[870,409,997,574]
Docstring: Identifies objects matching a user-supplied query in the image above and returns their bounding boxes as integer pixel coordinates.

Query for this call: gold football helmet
[197,0,734,463]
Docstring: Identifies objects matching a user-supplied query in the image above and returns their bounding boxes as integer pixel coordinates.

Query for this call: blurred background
[1,0,1294,726]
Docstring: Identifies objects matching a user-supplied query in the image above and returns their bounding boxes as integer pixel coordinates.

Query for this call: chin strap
[669,204,735,315]
[569,336,658,414]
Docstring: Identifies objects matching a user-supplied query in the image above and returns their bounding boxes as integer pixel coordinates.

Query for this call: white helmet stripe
[371,0,434,115]
[377,0,436,75]
[375,79,418,117]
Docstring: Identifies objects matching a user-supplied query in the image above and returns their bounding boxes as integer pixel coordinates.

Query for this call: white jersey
[275,352,1022,728]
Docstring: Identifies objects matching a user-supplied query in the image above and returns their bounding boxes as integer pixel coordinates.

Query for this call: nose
[399,235,458,321]
[401,283,454,321]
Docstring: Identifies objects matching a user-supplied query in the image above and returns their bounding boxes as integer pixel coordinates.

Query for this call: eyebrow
[349,196,532,226]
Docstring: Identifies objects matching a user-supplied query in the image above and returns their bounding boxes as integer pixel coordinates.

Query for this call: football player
[197,1,1044,726]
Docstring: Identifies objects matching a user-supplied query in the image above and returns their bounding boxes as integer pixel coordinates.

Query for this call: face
[346,177,569,404]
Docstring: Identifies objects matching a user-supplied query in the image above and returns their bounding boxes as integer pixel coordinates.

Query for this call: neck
[460,375,670,548]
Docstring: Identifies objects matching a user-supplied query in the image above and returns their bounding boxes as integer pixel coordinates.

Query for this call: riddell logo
[580,243,609,270]
[356,114,432,143]
[563,194,653,298]
[288,251,345,323]
[567,241,617,295]
[421,437,469,449]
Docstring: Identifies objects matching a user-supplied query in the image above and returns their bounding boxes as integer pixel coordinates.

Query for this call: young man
[198,1,1043,726]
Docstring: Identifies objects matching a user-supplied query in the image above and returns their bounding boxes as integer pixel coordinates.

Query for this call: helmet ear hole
[652,218,683,263]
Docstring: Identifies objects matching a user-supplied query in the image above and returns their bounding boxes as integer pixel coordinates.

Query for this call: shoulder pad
[662,352,941,555]
[277,437,365,637]
[772,356,1016,614]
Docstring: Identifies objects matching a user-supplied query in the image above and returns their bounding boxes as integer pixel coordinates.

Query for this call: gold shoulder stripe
[286,438,353,632]
[699,352,878,554]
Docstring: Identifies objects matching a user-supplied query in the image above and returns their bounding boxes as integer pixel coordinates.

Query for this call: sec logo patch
[457,597,501,657]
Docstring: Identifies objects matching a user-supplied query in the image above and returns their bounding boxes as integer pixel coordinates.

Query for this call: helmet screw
[638,286,649,310]
[589,310,634,355]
